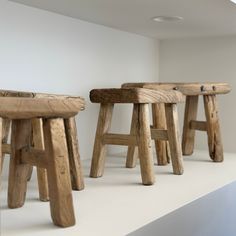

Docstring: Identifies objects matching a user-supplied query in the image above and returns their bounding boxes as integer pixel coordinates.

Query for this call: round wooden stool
[90,88,185,185]
[122,82,231,164]
[0,96,84,227]
[0,90,85,202]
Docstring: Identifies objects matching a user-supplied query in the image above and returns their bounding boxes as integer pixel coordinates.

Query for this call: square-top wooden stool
[0,96,84,227]
[90,88,185,185]
[122,82,231,164]
[0,90,85,202]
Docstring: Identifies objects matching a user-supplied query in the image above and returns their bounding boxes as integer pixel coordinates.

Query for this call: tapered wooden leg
[8,120,32,208]
[137,104,155,185]
[64,117,84,190]
[204,95,223,162]
[182,96,199,155]
[126,105,139,168]
[152,103,170,165]
[90,104,114,178]
[43,118,75,227]
[165,104,184,175]
[32,118,49,202]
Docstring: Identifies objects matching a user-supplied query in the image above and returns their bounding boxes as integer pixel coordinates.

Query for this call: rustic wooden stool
[0,90,85,202]
[0,97,84,227]
[122,82,231,163]
[89,88,185,185]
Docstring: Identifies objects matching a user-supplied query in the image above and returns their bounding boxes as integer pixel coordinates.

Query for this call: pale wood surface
[126,104,139,168]
[0,118,2,187]
[0,119,10,175]
[21,148,47,169]
[90,104,114,177]
[43,118,75,227]
[190,120,207,131]
[8,120,32,208]
[204,95,224,162]
[151,129,168,141]
[90,88,184,104]
[165,104,184,175]
[122,82,231,95]
[136,104,155,185]
[64,117,84,191]
[0,89,85,103]
[182,96,199,155]
[32,118,49,202]
[2,144,11,154]
[0,90,85,199]
[102,134,137,146]
[152,103,170,165]
[0,97,84,119]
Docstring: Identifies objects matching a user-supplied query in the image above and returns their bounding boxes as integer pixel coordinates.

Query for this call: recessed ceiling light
[152,16,184,23]
[230,0,236,3]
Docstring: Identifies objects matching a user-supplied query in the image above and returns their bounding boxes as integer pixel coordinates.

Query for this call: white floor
[1,151,236,236]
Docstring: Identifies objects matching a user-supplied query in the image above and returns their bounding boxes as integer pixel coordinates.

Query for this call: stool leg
[0,119,10,179]
[8,120,32,208]
[182,95,199,155]
[126,104,139,168]
[32,118,49,202]
[137,104,155,185]
[203,95,223,162]
[26,166,33,181]
[165,104,184,175]
[43,118,75,227]
[152,103,170,165]
[90,104,114,178]
[0,118,3,187]
[64,117,84,190]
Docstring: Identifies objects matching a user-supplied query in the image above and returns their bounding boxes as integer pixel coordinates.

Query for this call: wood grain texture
[152,103,170,166]
[2,144,11,154]
[182,96,199,155]
[102,134,137,146]
[90,104,114,178]
[204,95,224,162]
[0,97,84,119]
[0,119,10,176]
[136,104,155,185]
[8,120,32,208]
[190,120,207,131]
[0,89,85,106]
[32,118,49,202]
[126,104,139,168]
[122,82,231,95]
[90,88,184,104]
[165,104,184,175]
[64,117,84,191]
[0,118,3,188]
[43,118,75,227]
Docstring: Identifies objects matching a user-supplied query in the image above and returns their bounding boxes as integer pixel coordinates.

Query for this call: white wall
[0,0,159,161]
[160,36,236,153]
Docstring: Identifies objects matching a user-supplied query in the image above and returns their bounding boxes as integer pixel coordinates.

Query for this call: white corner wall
[160,36,236,153]
[0,0,160,160]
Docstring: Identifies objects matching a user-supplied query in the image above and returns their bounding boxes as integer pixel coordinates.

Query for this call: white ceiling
[9,0,236,39]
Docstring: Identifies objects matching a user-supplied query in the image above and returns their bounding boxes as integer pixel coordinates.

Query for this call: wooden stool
[122,82,231,163]
[89,88,185,185]
[0,90,85,202]
[0,96,84,227]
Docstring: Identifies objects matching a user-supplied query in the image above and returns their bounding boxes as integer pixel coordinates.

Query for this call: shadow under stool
[0,89,85,203]
[89,88,185,185]
[122,82,231,164]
